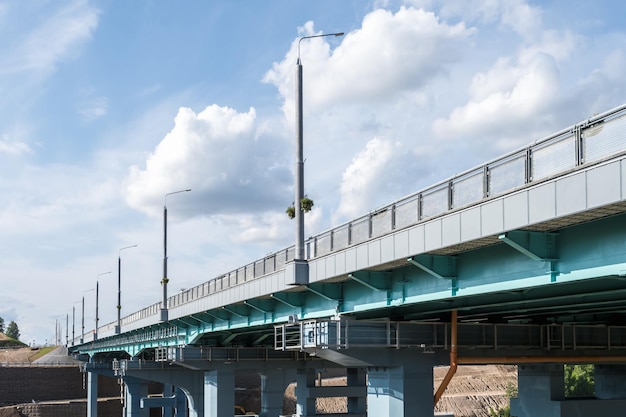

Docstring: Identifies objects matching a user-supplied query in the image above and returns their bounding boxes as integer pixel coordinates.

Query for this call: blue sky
[1,0,625,345]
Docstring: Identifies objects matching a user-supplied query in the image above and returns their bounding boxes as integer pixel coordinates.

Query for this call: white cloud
[336,137,404,220]
[263,7,475,121]
[432,51,561,151]
[0,136,31,155]
[124,104,292,218]
[1,1,99,75]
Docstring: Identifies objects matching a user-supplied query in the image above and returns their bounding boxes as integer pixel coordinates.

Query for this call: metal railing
[274,319,626,352]
[101,103,626,333]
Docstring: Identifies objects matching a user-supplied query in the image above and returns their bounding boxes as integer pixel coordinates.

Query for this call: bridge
[69,103,626,417]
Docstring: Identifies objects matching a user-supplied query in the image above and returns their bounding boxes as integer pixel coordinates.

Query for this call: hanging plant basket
[301,197,314,213]
[286,197,315,219]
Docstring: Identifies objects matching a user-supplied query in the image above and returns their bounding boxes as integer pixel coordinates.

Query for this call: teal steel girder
[271,292,304,308]
[499,231,558,262]
[407,254,457,280]
[244,299,274,315]
[407,254,458,295]
[348,271,391,292]
[71,213,626,357]
[304,283,342,301]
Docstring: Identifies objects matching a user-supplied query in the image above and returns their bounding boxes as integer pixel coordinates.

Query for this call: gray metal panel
[309,260,319,282]
[408,225,425,255]
[356,244,369,270]
[393,229,410,259]
[325,255,336,278]
[528,182,556,224]
[368,239,381,266]
[503,191,528,231]
[587,161,621,208]
[623,159,626,198]
[556,172,587,216]
[380,235,395,263]
[424,220,442,251]
[442,213,461,247]
[460,206,481,241]
[335,252,346,275]
[481,200,504,236]
[345,247,357,273]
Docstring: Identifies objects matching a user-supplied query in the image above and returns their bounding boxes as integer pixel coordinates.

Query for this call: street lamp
[116,245,137,334]
[161,189,191,321]
[94,271,112,340]
[292,32,343,282]
[81,289,94,344]
[72,300,81,346]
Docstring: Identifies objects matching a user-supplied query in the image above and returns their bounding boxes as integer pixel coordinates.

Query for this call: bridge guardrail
[100,104,626,333]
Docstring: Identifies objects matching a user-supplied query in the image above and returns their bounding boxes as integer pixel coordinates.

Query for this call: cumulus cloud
[335,137,418,220]
[263,7,475,119]
[124,105,292,218]
[432,52,561,150]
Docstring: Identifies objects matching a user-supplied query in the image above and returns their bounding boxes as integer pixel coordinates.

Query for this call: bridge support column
[156,385,188,417]
[347,367,367,414]
[595,365,626,399]
[174,387,188,417]
[367,364,434,417]
[162,384,174,417]
[204,368,235,417]
[259,368,294,417]
[510,364,564,417]
[124,376,150,417]
[86,369,98,417]
[295,369,317,416]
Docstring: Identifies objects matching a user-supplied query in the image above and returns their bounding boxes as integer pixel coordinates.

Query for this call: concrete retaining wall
[0,367,119,406]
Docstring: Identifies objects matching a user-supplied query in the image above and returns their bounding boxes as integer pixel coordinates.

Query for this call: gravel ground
[283,365,517,417]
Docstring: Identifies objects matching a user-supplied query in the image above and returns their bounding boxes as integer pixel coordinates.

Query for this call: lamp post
[94,271,111,340]
[116,245,138,334]
[72,300,80,346]
[81,289,94,344]
[161,189,191,321]
[292,32,343,282]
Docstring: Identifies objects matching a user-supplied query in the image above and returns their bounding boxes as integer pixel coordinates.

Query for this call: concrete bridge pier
[124,375,150,417]
[511,364,626,416]
[367,364,434,417]
[510,364,564,417]
[293,367,368,416]
[174,387,188,417]
[595,365,626,399]
[259,367,295,417]
[204,368,235,417]
[87,364,98,417]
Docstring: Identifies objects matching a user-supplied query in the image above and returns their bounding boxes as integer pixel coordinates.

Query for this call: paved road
[33,346,78,365]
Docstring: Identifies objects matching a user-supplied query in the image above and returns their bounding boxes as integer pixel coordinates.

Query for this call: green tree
[488,382,516,417]
[488,405,511,417]
[565,364,594,397]
[0,316,4,333]
[6,320,20,340]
